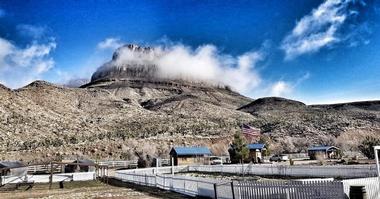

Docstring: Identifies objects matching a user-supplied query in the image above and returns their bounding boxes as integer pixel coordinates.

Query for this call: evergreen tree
[258,135,271,156]
[229,133,249,163]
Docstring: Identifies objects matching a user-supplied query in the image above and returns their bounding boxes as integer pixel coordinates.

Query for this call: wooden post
[156,158,159,175]
[214,183,218,199]
[231,181,235,199]
[49,162,53,189]
[171,157,174,175]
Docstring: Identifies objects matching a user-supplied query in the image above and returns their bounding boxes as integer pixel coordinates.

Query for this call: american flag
[241,124,261,141]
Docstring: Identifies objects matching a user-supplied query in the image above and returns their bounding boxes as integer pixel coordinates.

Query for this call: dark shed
[65,159,96,173]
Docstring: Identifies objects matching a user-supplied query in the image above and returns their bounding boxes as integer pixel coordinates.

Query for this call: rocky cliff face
[0,44,379,163]
[90,44,157,83]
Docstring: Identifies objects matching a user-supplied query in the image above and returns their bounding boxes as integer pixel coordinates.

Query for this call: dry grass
[0,181,174,199]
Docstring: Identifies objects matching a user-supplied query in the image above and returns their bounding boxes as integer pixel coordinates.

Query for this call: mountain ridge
[0,44,378,163]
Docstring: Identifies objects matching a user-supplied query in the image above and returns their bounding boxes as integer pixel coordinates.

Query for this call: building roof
[308,145,339,151]
[72,159,95,165]
[170,147,212,156]
[0,161,26,169]
[247,143,266,150]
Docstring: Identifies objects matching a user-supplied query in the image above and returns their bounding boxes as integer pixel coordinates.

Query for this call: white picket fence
[342,177,380,199]
[115,172,221,198]
[233,180,345,199]
[189,164,377,178]
[115,170,347,199]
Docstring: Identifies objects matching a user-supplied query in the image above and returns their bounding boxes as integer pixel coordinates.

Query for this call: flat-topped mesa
[85,44,228,90]
[90,44,158,83]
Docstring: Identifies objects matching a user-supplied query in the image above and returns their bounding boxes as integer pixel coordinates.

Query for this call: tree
[229,133,249,163]
[258,135,272,156]
[358,136,380,159]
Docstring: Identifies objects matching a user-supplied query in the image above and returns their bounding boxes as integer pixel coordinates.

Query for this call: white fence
[120,165,188,175]
[342,177,380,199]
[234,180,345,199]
[98,160,138,169]
[1,172,95,185]
[189,164,377,178]
[115,168,352,199]
[115,172,221,198]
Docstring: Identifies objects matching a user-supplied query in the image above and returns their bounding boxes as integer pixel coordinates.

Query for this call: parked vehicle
[270,154,289,162]
[210,157,223,165]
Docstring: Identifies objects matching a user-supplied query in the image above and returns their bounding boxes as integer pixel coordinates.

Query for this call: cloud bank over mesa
[100,43,264,95]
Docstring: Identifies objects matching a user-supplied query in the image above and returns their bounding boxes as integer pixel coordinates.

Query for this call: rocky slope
[238,97,380,153]
[0,44,254,163]
[0,44,379,163]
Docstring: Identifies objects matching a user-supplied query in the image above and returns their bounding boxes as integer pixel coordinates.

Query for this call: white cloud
[270,81,292,97]
[0,37,56,88]
[105,43,264,95]
[97,38,123,50]
[269,72,310,97]
[281,0,355,60]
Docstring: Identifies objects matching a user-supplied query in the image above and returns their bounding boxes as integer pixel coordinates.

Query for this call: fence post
[231,181,235,199]
[49,162,53,189]
[156,158,159,175]
[214,183,218,199]
[171,157,174,175]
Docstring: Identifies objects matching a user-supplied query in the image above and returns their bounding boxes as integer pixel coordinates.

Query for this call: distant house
[0,161,27,177]
[307,146,341,160]
[248,143,266,163]
[169,146,212,166]
[65,159,96,173]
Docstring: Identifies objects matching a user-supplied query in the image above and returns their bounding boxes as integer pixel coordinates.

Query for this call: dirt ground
[0,181,185,199]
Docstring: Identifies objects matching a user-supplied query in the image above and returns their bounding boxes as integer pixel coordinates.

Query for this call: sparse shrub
[69,136,78,144]
[259,135,272,156]
[358,136,380,159]
[137,157,147,168]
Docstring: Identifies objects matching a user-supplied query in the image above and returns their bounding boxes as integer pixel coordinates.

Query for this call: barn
[170,146,212,166]
[308,145,341,160]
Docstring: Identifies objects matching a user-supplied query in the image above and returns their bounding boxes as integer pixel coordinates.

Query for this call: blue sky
[0,0,379,104]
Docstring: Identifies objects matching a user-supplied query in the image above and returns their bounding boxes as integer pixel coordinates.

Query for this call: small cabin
[170,146,212,166]
[0,161,27,177]
[308,146,340,160]
[65,159,96,173]
[248,143,266,163]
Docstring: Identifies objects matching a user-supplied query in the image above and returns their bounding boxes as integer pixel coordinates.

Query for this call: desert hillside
[0,45,379,163]
[239,97,380,153]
